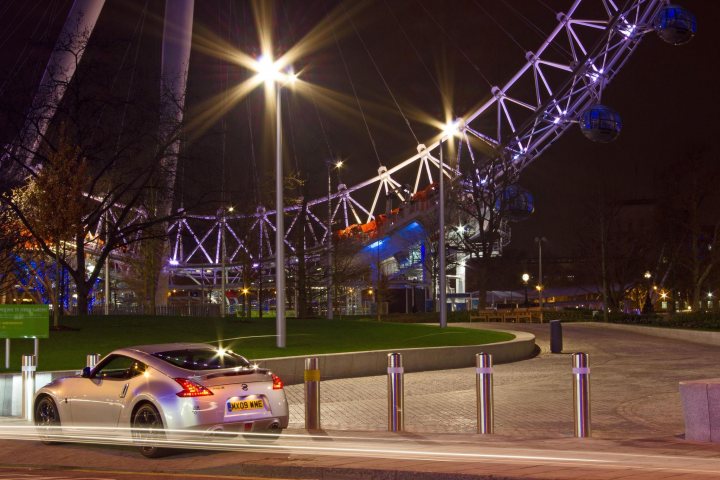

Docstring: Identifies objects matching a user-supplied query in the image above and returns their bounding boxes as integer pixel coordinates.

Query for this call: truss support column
[327,163,334,320]
[221,214,227,317]
[104,219,110,316]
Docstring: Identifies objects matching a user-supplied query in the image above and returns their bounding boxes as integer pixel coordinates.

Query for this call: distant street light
[437,118,462,329]
[642,270,653,314]
[326,159,342,320]
[522,273,530,306]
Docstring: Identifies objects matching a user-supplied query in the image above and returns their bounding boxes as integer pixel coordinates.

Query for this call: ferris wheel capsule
[579,104,622,143]
[494,185,534,222]
[654,4,696,45]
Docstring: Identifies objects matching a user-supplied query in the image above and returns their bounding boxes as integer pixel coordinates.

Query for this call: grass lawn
[0,315,514,372]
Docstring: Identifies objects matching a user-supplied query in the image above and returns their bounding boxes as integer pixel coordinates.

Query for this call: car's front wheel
[131,403,168,458]
[34,395,61,445]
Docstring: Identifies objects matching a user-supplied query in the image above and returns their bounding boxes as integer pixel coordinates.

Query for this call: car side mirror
[81,367,92,378]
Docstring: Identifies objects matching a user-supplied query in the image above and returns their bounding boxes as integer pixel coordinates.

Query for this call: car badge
[241,383,248,391]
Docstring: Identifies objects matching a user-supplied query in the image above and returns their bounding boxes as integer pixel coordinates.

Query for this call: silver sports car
[33,342,289,457]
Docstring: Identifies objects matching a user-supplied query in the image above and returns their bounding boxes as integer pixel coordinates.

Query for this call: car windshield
[152,348,251,370]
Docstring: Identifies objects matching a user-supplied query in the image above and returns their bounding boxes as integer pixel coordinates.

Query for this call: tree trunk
[74,230,89,315]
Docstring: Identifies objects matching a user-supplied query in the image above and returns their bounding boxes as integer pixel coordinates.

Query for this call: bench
[679,378,720,442]
[470,308,543,323]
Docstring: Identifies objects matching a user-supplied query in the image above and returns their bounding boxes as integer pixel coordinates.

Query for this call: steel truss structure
[166,0,665,287]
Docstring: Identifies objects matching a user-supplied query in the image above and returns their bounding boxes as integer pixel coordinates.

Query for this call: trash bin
[550,320,562,353]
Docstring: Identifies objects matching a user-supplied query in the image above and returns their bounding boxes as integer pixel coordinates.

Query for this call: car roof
[123,342,218,355]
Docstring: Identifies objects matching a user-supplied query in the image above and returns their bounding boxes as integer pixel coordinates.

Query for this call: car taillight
[271,373,284,390]
[174,378,213,397]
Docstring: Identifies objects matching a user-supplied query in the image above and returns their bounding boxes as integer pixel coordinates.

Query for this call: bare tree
[0,30,188,315]
[448,155,515,308]
[658,145,720,310]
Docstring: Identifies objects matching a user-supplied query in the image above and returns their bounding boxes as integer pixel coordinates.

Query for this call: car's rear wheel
[34,395,61,445]
[131,403,168,458]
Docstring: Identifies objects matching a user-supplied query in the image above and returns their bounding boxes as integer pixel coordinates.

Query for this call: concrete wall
[596,322,720,346]
[255,331,537,385]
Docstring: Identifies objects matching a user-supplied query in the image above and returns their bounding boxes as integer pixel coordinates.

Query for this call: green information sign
[0,305,50,338]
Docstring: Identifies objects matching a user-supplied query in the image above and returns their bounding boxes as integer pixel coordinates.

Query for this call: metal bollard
[86,353,101,369]
[4,339,9,369]
[21,355,37,421]
[550,320,563,353]
[304,357,321,430]
[387,352,404,432]
[475,353,494,434]
[572,352,591,437]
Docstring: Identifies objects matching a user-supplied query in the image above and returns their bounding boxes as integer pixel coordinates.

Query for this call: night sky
[1,0,718,259]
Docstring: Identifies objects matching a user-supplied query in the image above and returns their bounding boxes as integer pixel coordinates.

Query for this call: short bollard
[86,353,101,369]
[304,357,321,430]
[572,352,591,437]
[387,352,404,432]
[21,355,37,421]
[475,353,494,434]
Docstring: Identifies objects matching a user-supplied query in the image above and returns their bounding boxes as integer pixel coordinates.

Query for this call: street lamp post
[522,273,529,306]
[534,237,546,321]
[274,84,286,347]
[437,119,461,328]
[326,159,342,320]
[439,140,446,328]
[255,55,297,348]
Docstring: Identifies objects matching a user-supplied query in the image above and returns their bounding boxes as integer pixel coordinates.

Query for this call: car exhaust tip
[269,422,280,431]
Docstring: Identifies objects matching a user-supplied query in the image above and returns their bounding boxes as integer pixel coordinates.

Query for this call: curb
[255,331,536,385]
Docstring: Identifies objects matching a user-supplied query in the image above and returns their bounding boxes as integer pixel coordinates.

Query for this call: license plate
[227,398,264,413]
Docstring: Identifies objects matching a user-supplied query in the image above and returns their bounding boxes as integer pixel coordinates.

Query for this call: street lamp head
[643,270,651,279]
[441,118,463,139]
[256,55,281,84]
[522,273,530,283]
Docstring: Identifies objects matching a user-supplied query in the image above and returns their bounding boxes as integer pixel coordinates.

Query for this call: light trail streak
[4,424,720,476]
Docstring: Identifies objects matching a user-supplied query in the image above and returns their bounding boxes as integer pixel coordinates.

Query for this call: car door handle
[119,383,129,399]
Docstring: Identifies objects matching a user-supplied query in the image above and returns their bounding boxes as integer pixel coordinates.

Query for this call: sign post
[0,305,50,369]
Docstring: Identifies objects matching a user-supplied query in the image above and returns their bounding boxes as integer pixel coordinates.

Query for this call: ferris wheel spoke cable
[415,0,493,89]
[472,0,528,55]
[109,1,150,155]
[499,0,572,58]
[346,6,420,145]
[0,0,59,96]
[237,3,260,205]
[382,0,441,94]
[89,0,149,151]
[279,1,311,173]
[332,23,382,168]
[536,0,558,15]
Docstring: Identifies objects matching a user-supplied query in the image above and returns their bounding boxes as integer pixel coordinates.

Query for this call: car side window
[93,355,146,380]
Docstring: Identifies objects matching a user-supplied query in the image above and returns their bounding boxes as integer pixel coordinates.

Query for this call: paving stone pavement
[285,322,717,439]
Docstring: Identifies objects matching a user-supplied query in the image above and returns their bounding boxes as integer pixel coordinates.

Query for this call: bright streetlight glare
[522,273,530,283]
[441,118,463,138]
[256,55,281,83]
